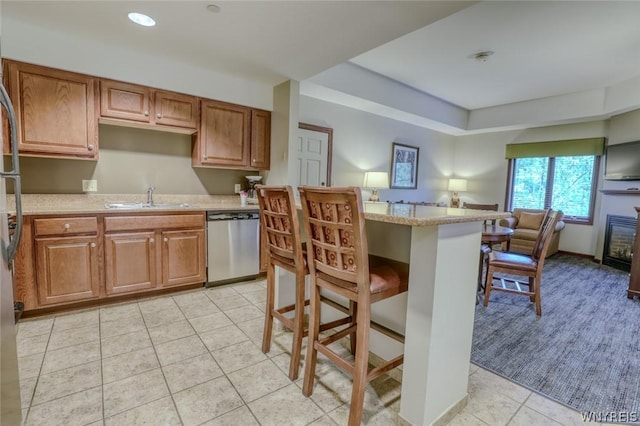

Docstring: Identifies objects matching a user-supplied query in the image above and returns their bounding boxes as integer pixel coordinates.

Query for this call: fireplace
[603,215,637,272]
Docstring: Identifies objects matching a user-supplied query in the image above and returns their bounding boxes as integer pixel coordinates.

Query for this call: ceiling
[351,1,640,110]
[3,1,640,133]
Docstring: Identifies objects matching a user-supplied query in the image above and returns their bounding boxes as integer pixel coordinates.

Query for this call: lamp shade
[363,172,389,189]
[447,178,468,192]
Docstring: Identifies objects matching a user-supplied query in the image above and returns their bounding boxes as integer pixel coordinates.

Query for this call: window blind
[505,137,605,159]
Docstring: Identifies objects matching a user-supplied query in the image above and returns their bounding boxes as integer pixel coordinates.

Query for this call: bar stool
[299,185,409,426]
[256,185,308,380]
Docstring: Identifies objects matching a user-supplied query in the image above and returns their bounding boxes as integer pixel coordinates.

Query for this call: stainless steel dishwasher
[207,210,260,285]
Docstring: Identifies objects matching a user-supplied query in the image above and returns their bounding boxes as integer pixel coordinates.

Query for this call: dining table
[481,223,514,250]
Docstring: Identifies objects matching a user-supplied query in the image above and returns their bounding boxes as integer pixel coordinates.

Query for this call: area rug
[472,253,640,423]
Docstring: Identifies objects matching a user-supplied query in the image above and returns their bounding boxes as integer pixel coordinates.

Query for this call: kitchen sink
[104,202,194,209]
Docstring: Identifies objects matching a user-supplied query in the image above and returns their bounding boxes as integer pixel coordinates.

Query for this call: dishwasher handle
[207,212,259,221]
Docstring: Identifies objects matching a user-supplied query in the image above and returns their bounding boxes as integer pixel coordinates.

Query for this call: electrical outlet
[82,180,97,192]
[234,184,241,193]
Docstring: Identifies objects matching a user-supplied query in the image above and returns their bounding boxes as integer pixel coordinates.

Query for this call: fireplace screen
[603,215,636,272]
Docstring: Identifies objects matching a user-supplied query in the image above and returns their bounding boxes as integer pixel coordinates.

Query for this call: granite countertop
[9,194,509,226]
[363,202,510,226]
[7,194,258,216]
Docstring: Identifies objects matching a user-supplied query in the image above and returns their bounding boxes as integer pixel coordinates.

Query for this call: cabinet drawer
[34,217,98,236]
[104,214,205,233]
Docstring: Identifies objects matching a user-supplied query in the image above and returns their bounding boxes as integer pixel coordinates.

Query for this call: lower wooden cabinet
[628,207,640,299]
[162,229,206,287]
[15,212,207,313]
[103,213,206,296]
[104,231,157,295]
[104,228,206,295]
[35,236,100,306]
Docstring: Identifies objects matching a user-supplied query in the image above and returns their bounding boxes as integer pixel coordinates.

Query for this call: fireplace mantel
[599,189,640,195]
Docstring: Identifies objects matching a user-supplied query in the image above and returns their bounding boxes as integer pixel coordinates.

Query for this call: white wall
[1,16,272,110]
[299,96,456,204]
[8,125,248,195]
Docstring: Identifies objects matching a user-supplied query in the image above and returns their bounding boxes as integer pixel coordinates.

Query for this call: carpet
[472,253,640,422]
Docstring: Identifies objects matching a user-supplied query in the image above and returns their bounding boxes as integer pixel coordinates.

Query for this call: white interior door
[297,128,329,187]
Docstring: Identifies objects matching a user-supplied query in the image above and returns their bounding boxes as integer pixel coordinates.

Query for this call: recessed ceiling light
[206,4,221,13]
[128,12,156,27]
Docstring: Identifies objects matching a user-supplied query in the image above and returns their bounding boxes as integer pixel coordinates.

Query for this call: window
[507,155,600,224]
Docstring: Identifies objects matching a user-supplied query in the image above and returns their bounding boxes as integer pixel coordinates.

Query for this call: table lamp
[448,178,467,208]
[363,172,389,202]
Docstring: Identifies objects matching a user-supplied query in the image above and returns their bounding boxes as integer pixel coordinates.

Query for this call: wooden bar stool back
[299,186,409,426]
[483,209,560,316]
[256,184,308,380]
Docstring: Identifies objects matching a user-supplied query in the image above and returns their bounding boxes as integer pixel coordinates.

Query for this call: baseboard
[397,395,468,426]
[556,250,598,262]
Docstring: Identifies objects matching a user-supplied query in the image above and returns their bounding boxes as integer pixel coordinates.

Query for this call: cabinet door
[104,232,157,295]
[161,229,206,287]
[6,60,98,159]
[154,91,198,129]
[250,109,271,169]
[628,210,640,298]
[35,236,100,306]
[100,80,151,123]
[198,100,250,167]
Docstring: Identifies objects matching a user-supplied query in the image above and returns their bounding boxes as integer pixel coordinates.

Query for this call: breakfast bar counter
[360,203,509,425]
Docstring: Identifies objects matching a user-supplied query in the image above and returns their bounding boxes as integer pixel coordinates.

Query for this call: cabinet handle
[150,238,154,243]
[144,110,149,116]
[64,223,70,229]
[90,242,96,248]
[157,113,162,119]
[163,237,169,242]
[88,144,95,151]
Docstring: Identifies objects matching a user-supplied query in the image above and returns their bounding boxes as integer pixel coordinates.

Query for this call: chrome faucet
[146,185,155,205]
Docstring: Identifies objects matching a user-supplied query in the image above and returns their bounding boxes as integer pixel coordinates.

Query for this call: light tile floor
[15,279,601,426]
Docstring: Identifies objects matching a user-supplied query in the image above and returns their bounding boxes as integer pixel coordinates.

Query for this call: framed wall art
[390,142,419,189]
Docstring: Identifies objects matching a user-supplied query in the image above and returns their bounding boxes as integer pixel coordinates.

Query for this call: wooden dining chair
[463,202,500,294]
[298,185,409,426]
[255,185,308,380]
[483,209,560,316]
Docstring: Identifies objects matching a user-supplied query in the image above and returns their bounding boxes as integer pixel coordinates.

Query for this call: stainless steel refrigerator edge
[0,10,25,425]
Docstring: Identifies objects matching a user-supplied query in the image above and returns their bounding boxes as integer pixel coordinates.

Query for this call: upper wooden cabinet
[4,60,99,159]
[250,109,271,169]
[100,79,198,131]
[193,99,271,169]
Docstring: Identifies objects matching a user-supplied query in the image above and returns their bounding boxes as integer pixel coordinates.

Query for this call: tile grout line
[139,297,186,426]
[21,315,55,426]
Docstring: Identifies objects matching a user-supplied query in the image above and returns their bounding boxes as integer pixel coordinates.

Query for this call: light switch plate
[82,180,97,192]
[234,184,241,193]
